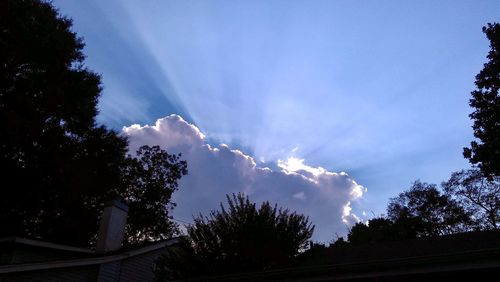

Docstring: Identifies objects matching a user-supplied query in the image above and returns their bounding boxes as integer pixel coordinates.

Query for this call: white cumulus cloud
[123,114,367,242]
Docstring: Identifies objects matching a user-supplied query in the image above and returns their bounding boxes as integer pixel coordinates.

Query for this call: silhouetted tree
[121,145,187,244]
[348,217,400,244]
[154,237,201,281]
[187,193,314,274]
[387,181,471,237]
[0,0,129,246]
[443,169,499,230]
[347,221,371,244]
[330,236,348,247]
[463,23,500,178]
[0,0,187,247]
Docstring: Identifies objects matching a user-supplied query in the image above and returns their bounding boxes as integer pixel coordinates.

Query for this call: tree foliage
[121,145,187,244]
[154,237,201,281]
[0,0,186,247]
[463,23,500,178]
[387,181,471,237]
[345,178,498,245]
[0,0,129,246]
[443,169,499,230]
[348,217,402,244]
[187,193,314,274]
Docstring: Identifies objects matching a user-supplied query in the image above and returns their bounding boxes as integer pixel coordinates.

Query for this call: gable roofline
[0,237,94,254]
[0,237,181,274]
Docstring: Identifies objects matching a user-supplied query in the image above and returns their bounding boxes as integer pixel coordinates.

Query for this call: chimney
[96,197,129,253]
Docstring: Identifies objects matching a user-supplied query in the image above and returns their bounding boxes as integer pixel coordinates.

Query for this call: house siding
[119,248,166,282]
[97,261,122,282]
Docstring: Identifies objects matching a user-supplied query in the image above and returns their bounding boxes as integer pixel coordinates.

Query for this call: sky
[53,0,499,242]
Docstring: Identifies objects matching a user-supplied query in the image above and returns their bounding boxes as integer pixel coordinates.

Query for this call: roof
[178,230,500,281]
[0,237,94,254]
[0,236,181,275]
[187,248,500,281]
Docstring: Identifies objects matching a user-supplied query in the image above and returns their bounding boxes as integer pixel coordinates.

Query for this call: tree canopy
[121,145,187,244]
[346,182,472,245]
[0,0,186,247]
[387,181,471,237]
[347,217,402,245]
[187,193,314,274]
[443,169,499,230]
[0,0,128,245]
[463,23,500,178]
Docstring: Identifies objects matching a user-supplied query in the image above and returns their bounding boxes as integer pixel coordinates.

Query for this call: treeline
[344,169,499,246]
[154,168,499,279]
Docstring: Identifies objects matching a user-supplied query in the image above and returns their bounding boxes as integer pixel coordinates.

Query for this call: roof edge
[0,237,94,254]
[0,237,181,274]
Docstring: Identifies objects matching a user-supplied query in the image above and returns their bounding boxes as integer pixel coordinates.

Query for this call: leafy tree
[330,236,348,248]
[0,0,187,247]
[463,23,500,178]
[154,237,201,281]
[0,0,128,246]
[443,169,499,230]
[347,221,371,244]
[187,193,314,274]
[387,181,471,237]
[347,217,401,244]
[121,145,187,244]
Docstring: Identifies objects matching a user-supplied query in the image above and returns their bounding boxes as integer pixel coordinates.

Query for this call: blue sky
[54,1,499,241]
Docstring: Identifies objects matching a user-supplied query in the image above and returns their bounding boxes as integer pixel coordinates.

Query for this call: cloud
[123,115,367,242]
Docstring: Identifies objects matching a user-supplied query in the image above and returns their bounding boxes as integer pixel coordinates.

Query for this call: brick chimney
[96,197,128,253]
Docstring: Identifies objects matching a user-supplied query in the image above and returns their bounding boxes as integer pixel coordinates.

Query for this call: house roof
[0,237,94,254]
[0,236,181,275]
[179,230,500,281]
